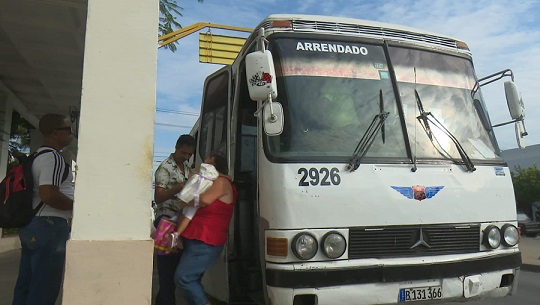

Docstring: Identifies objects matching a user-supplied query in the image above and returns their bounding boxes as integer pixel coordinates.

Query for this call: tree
[511,164,540,216]
[159,0,203,52]
[7,111,33,171]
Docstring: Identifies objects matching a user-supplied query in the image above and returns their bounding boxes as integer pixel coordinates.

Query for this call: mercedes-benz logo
[410,228,431,249]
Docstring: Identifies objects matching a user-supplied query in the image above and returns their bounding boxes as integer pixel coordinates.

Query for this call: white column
[62,0,159,304]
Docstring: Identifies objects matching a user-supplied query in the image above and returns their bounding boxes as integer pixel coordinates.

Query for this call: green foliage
[8,112,33,171]
[2,228,18,237]
[159,0,203,52]
[511,163,540,215]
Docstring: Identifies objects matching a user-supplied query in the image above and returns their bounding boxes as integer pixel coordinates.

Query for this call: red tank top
[181,178,237,246]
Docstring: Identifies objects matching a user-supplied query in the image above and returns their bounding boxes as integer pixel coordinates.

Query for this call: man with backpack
[12,113,74,305]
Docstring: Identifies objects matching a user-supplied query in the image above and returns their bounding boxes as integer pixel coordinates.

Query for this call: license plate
[399,286,442,302]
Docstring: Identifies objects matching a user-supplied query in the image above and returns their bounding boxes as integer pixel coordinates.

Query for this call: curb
[521,264,540,273]
[0,236,20,254]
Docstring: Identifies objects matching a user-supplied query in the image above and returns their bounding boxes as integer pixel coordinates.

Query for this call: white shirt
[32,146,74,219]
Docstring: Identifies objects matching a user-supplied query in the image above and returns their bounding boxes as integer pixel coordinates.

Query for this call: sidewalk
[0,239,169,305]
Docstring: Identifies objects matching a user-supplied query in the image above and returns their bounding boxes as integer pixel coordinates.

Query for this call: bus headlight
[321,232,346,259]
[501,224,519,247]
[483,225,501,249]
[292,233,318,260]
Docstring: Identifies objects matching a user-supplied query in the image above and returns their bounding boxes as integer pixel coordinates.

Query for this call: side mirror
[246,50,278,101]
[263,102,284,136]
[504,81,525,120]
[515,121,527,149]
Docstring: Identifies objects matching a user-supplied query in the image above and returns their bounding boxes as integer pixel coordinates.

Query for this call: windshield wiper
[415,90,476,172]
[379,89,386,144]
[347,90,389,172]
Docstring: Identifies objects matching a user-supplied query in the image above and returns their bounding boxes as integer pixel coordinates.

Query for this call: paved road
[1,250,538,305]
[440,270,539,305]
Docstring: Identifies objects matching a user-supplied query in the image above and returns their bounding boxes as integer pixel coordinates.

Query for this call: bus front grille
[348,224,480,259]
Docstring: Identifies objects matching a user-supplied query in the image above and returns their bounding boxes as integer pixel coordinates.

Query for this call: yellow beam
[158,22,252,47]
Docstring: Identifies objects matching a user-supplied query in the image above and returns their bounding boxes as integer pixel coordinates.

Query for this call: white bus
[190,14,527,305]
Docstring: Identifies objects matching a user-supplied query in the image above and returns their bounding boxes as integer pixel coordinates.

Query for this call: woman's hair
[209,151,228,174]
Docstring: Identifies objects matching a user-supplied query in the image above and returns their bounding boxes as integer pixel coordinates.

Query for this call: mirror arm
[471,69,514,98]
[478,69,514,87]
[254,96,276,120]
[254,101,265,117]
[254,94,276,120]
[267,93,277,122]
[256,28,268,52]
[518,121,528,137]
[492,118,525,129]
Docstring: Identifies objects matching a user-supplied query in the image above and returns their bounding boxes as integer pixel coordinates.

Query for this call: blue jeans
[12,216,70,305]
[174,238,224,305]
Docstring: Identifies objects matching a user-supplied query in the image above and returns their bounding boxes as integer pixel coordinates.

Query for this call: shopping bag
[153,217,178,255]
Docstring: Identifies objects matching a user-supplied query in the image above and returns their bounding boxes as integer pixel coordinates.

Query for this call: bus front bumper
[265,251,520,305]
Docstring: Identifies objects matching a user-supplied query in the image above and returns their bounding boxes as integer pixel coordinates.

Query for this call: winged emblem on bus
[391,185,444,201]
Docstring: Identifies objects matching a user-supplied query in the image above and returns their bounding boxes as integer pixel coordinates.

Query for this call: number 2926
[297,167,341,186]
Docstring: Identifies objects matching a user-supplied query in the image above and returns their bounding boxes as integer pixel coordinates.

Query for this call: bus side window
[199,70,230,159]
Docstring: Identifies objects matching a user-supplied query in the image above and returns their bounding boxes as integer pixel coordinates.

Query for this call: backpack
[0,149,68,228]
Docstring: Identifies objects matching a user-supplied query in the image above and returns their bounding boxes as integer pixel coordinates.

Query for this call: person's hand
[173,181,185,193]
[189,169,199,177]
[170,232,179,248]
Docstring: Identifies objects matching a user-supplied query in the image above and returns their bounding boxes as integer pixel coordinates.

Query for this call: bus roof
[253,14,468,53]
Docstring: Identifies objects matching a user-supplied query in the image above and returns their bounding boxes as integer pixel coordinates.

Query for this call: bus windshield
[389,47,501,161]
[265,37,502,163]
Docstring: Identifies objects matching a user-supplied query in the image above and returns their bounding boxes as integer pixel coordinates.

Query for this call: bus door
[197,66,232,302]
[227,58,266,304]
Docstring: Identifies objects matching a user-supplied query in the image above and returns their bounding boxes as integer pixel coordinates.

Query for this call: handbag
[153,216,179,255]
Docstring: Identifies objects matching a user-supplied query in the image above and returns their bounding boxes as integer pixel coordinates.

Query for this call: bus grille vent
[292,20,458,49]
[348,224,480,259]
[260,19,458,50]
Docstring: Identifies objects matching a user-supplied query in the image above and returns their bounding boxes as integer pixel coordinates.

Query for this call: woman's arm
[198,176,231,207]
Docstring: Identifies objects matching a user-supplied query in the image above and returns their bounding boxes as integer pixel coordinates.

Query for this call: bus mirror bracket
[476,69,529,148]
[491,80,528,148]
[515,121,527,149]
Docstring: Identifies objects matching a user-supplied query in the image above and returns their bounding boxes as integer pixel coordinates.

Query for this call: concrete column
[62,0,159,304]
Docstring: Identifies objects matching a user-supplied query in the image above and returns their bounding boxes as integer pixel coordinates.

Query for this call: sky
[154,0,540,168]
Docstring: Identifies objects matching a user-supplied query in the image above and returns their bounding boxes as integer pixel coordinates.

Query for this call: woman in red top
[174,152,237,305]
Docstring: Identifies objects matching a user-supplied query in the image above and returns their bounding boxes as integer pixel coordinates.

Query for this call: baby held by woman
[171,153,224,246]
